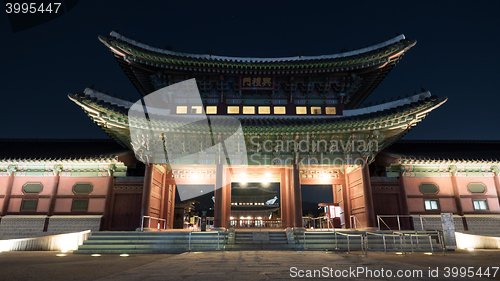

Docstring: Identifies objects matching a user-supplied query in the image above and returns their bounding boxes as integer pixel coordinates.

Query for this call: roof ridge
[108,31,407,62]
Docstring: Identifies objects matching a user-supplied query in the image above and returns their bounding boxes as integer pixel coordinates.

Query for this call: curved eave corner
[68,93,131,149]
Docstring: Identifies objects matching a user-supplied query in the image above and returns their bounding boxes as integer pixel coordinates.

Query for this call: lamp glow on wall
[239,173,247,186]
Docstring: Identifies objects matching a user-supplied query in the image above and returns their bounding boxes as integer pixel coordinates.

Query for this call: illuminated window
[424,200,439,210]
[326,107,337,115]
[274,106,286,114]
[227,106,240,114]
[206,106,217,114]
[311,107,322,114]
[72,200,89,211]
[420,183,439,194]
[176,106,187,114]
[473,200,488,210]
[296,107,307,114]
[73,183,93,194]
[22,183,42,194]
[191,106,203,114]
[243,106,255,114]
[21,200,37,211]
[468,183,486,193]
[258,106,270,114]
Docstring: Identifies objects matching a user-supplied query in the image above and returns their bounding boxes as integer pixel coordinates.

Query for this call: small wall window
[326,107,337,115]
[21,200,38,211]
[206,106,217,114]
[274,106,286,114]
[468,183,486,194]
[22,183,43,194]
[243,106,255,114]
[191,106,203,114]
[73,183,93,194]
[258,106,270,114]
[72,200,89,211]
[424,200,439,210]
[296,106,307,114]
[473,200,488,210]
[311,107,322,114]
[176,106,187,114]
[227,106,240,114]
[419,183,439,194]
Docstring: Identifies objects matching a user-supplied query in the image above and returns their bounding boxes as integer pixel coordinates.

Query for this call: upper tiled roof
[104,32,409,64]
[384,140,500,162]
[0,139,130,161]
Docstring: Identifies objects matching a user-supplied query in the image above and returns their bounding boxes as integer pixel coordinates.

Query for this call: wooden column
[280,168,293,228]
[222,166,232,228]
[362,165,376,228]
[140,164,154,229]
[398,171,411,229]
[44,169,62,232]
[1,169,16,216]
[450,170,464,216]
[101,171,114,231]
[342,169,351,229]
[213,163,224,228]
[494,172,500,209]
[292,163,303,228]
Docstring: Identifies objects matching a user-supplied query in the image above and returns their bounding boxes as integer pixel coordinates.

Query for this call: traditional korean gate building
[1,32,499,237]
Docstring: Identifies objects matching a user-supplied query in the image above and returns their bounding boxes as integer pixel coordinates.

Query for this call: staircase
[74,230,443,254]
[296,230,443,252]
[225,230,293,250]
[74,231,225,254]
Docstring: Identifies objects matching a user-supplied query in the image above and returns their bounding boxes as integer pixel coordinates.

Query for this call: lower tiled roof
[0,139,130,161]
[384,140,500,162]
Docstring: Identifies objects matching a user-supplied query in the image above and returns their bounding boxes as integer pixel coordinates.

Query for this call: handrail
[141,215,167,231]
[376,215,426,231]
[349,215,363,230]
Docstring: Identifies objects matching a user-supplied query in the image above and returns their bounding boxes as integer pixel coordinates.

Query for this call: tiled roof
[0,139,130,161]
[105,32,408,64]
[70,90,445,127]
[384,140,500,162]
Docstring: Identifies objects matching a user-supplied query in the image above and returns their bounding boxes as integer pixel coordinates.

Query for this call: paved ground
[0,250,499,281]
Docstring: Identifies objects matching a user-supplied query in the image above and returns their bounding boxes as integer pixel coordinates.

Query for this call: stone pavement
[1,250,499,281]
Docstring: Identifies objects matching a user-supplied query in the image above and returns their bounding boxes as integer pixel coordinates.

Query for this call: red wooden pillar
[450,170,464,216]
[101,171,114,231]
[222,166,232,228]
[292,163,303,228]
[494,172,500,210]
[362,164,376,228]
[280,168,294,228]
[213,163,224,228]
[342,168,351,229]
[140,164,154,229]
[163,167,176,229]
[1,169,16,216]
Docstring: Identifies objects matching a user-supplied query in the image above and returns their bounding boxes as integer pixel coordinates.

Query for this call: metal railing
[301,228,367,255]
[350,215,363,230]
[364,230,446,255]
[141,215,167,231]
[377,215,425,231]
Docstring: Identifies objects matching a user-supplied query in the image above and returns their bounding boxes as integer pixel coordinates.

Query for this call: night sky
[1,1,499,140]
